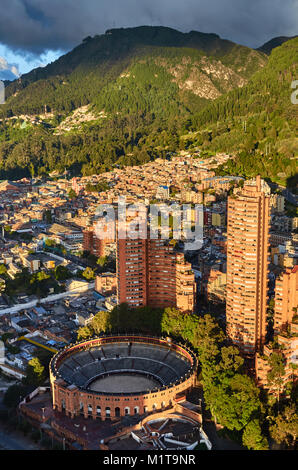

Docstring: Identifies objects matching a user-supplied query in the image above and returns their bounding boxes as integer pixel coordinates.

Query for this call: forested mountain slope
[182,37,298,187]
[0,26,295,184]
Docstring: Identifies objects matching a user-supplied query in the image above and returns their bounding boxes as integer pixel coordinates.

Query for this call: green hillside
[257,35,298,55]
[0,26,295,185]
[183,37,298,188]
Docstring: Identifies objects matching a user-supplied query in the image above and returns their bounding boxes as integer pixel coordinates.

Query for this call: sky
[0,0,297,80]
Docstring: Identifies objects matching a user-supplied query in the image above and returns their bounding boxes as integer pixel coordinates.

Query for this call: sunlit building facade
[226,176,271,356]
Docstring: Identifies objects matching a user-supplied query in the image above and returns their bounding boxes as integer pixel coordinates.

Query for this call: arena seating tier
[57,341,192,390]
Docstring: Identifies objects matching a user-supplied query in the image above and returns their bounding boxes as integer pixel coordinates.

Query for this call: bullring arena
[50,334,198,421]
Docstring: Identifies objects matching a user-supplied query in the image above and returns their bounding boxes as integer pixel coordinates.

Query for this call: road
[279,187,298,206]
[0,423,41,450]
[201,398,244,450]
[202,418,244,450]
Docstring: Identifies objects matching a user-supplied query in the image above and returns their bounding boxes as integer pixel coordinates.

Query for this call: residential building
[117,232,196,312]
[274,266,298,332]
[226,176,271,356]
[95,273,117,297]
[255,266,298,391]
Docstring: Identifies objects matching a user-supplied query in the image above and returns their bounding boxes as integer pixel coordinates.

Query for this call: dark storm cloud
[0,0,297,55]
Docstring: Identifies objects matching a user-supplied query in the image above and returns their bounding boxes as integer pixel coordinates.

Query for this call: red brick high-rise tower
[274,266,298,332]
[83,223,114,258]
[117,237,148,308]
[117,234,196,312]
[226,176,271,356]
[255,265,298,389]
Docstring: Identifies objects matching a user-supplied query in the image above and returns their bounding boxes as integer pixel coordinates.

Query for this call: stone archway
[105,406,111,418]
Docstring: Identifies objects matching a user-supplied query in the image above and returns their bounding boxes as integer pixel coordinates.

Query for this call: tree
[3,384,29,409]
[192,314,225,363]
[0,264,7,276]
[97,256,107,268]
[35,271,50,282]
[68,189,77,199]
[208,374,262,431]
[29,162,35,178]
[0,277,5,293]
[82,36,92,43]
[90,311,111,335]
[270,405,298,448]
[54,265,72,281]
[242,420,269,450]
[82,267,96,280]
[267,351,286,405]
[77,325,93,341]
[35,349,54,379]
[44,238,56,247]
[161,307,187,337]
[24,357,45,386]
[217,346,244,379]
[1,332,14,343]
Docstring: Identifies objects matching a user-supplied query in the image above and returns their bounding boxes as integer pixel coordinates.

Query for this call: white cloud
[0,57,20,81]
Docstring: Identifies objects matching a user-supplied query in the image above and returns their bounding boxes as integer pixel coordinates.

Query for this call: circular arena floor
[87,373,161,393]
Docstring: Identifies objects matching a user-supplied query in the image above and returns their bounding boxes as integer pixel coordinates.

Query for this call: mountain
[0,26,294,184]
[3,26,267,115]
[182,37,298,188]
[257,35,298,55]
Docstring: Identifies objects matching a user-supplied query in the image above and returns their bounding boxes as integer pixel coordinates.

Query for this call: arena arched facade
[50,335,198,421]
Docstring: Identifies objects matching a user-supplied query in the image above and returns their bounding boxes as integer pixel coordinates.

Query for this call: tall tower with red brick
[274,266,298,332]
[83,223,114,258]
[255,265,298,389]
[117,235,196,312]
[226,176,271,356]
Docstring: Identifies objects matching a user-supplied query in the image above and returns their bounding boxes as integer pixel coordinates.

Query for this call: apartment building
[255,265,298,390]
[274,266,298,332]
[226,176,271,356]
[83,226,114,258]
[95,273,117,297]
[117,233,196,312]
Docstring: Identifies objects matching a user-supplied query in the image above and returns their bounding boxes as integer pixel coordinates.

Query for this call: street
[0,423,41,450]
